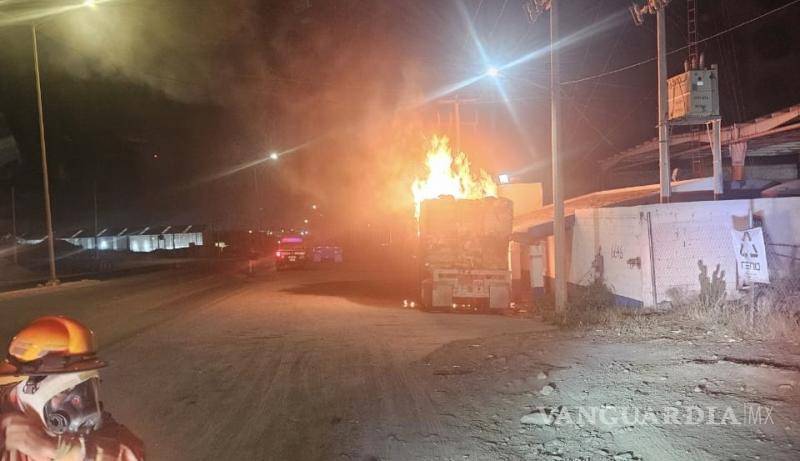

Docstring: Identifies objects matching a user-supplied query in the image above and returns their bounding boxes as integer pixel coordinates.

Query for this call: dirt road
[0,268,545,460]
[1,267,799,460]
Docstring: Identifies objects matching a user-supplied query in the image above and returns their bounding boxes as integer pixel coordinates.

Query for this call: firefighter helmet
[0,316,106,377]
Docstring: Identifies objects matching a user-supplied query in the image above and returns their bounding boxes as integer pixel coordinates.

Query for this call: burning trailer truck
[418,195,514,311]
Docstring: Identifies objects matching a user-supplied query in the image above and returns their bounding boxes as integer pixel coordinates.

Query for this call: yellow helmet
[0,316,106,377]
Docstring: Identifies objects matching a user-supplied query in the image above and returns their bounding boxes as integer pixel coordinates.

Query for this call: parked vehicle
[275,236,307,270]
[312,245,343,263]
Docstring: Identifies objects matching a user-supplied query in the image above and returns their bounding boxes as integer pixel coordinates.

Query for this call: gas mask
[17,370,103,436]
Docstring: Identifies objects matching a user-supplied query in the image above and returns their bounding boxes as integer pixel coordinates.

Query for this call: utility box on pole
[668,66,719,123]
[666,64,724,197]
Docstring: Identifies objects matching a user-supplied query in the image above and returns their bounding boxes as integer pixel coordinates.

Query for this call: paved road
[0,267,544,460]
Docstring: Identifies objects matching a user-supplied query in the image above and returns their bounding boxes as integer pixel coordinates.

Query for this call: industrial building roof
[602,103,800,172]
[52,225,208,239]
[96,227,129,237]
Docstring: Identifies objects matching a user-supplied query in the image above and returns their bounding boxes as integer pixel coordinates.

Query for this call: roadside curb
[0,279,102,302]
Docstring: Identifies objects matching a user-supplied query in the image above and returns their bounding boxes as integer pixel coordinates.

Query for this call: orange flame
[412,136,498,218]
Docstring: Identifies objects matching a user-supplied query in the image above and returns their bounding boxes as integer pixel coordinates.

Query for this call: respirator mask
[17,370,103,436]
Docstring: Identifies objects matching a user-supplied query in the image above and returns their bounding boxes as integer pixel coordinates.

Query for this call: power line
[487,0,508,39]
[562,0,800,85]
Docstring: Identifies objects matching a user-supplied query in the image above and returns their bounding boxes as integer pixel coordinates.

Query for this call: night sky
[1,0,799,235]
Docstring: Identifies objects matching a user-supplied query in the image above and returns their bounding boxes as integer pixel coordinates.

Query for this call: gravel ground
[1,266,799,460]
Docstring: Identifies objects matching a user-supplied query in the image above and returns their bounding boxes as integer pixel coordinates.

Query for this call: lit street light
[486,66,500,78]
[269,152,279,160]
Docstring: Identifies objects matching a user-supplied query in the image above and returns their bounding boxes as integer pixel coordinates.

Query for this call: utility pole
[32,24,58,285]
[656,6,671,203]
[526,0,565,311]
[93,180,99,261]
[550,0,567,312]
[631,1,672,202]
[438,96,477,154]
[252,166,261,230]
[11,186,17,265]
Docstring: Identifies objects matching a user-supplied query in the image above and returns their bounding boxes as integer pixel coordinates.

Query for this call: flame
[412,136,498,218]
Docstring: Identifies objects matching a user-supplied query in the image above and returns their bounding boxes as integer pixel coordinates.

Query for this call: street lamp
[485,66,500,78]
[269,152,279,160]
[30,0,97,285]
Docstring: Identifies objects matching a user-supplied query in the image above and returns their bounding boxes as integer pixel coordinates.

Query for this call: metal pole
[453,97,461,154]
[711,119,723,198]
[93,180,99,262]
[32,24,58,285]
[551,0,567,312]
[11,186,17,265]
[656,7,671,203]
[93,181,98,236]
[252,167,259,229]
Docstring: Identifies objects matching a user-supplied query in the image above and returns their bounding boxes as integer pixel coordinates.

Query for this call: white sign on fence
[730,227,770,284]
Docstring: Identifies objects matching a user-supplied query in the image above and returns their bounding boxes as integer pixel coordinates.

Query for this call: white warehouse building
[127,225,205,253]
[55,225,206,253]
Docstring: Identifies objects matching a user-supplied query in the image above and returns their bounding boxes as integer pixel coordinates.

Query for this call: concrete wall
[645,201,740,304]
[644,197,800,304]
[568,197,800,307]
[569,207,649,306]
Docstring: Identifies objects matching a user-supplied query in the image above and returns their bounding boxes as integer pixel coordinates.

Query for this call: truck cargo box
[418,196,513,310]
[419,196,513,270]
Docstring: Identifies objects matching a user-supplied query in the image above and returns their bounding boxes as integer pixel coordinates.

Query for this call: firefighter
[0,316,144,460]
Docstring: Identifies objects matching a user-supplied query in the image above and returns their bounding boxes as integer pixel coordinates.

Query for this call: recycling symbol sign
[730,227,770,284]
[739,232,759,258]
